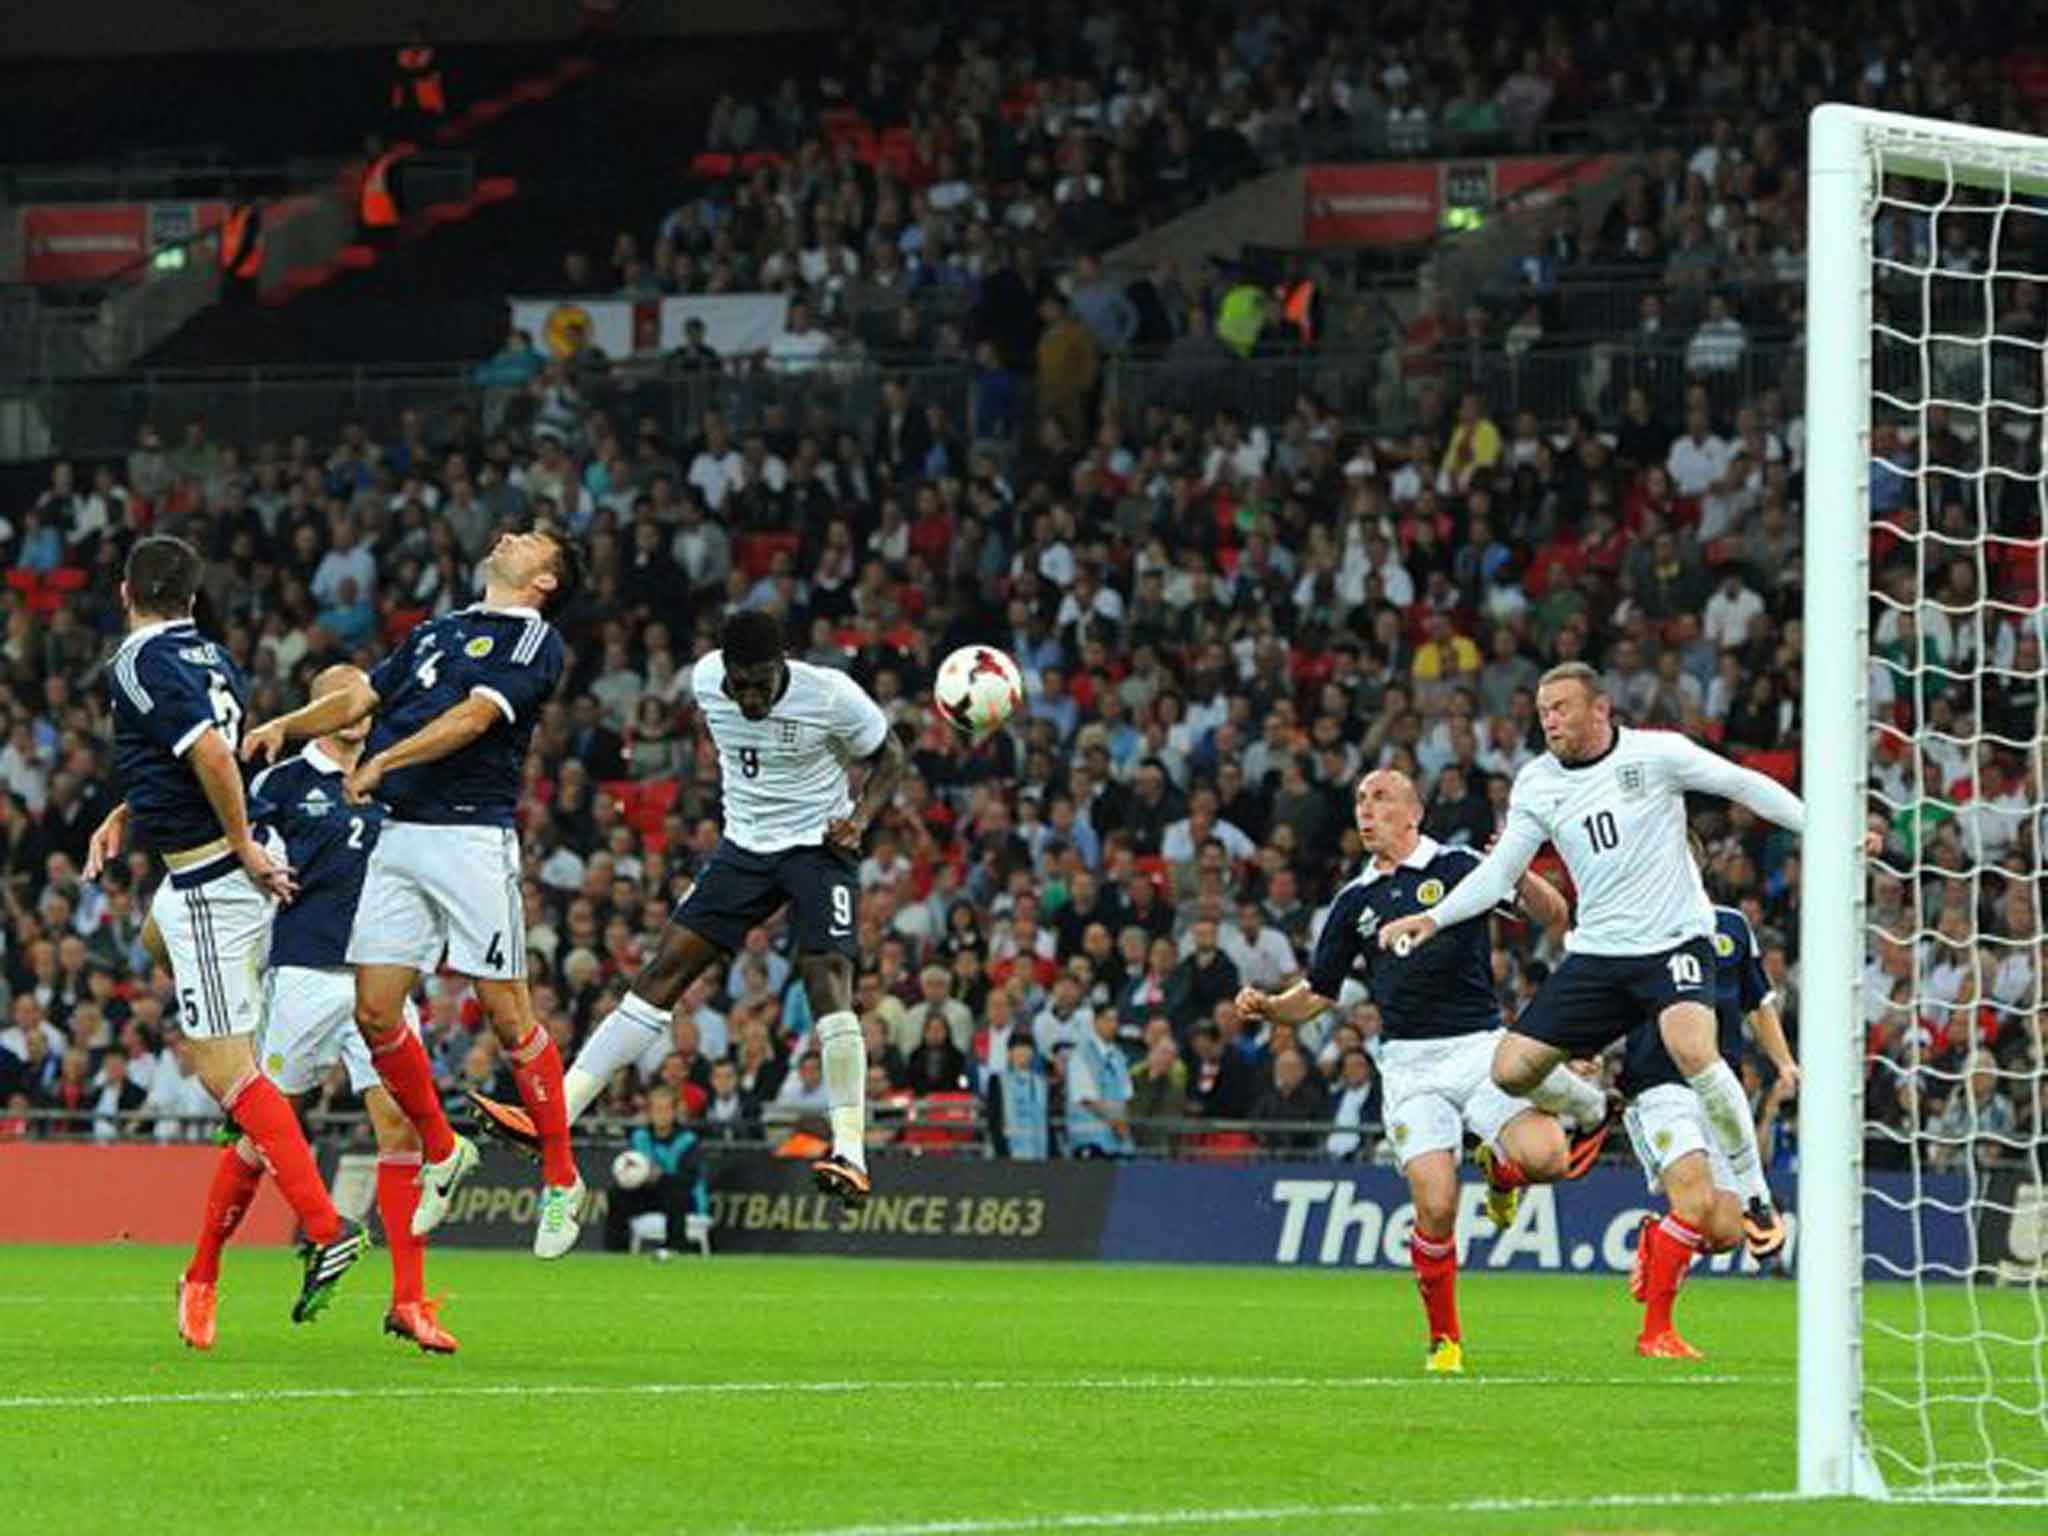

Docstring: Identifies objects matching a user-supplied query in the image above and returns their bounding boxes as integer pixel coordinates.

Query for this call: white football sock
[817,1010,867,1168]
[1688,1058,1769,1203]
[1526,1064,1608,1130]
[567,991,671,1123]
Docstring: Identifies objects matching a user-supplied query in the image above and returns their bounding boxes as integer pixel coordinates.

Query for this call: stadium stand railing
[1,337,1805,462]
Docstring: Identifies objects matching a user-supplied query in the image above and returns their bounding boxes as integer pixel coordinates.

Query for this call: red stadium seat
[898,1092,979,1153]
[736,530,800,581]
[1184,1131,1260,1162]
[1738,749,1798,787]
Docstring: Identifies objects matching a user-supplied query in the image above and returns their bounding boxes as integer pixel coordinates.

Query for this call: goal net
[1804,105,2048,1502]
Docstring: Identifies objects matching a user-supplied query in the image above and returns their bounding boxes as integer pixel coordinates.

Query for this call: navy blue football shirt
[107,617,249,851]
[1621,904,1769,1093]
[249,743,385,969]
[1307,836,1509,1041]
[365,604,564,826]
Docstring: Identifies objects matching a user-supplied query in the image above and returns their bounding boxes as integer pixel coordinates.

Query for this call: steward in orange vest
[391,25,446,118]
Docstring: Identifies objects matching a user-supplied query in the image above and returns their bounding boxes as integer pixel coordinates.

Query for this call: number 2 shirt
[366,603,564,827]
[107,617,249,852]
[248,742,385,969]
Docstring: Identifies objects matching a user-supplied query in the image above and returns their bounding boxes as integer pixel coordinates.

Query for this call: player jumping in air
[168,666,458,1353]
[471,609,908,1210]
[1237,769,1612,1375]
[1378,663,1876,1266]
[85,536,368,1326]
[242,525,585,1258]
[1619,836,1799,1359]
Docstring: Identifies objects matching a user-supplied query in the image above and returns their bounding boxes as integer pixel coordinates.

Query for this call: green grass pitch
[2,1245,2041,1534]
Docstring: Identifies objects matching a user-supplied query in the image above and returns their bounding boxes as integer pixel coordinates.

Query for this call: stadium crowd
[4,0,2048,1177]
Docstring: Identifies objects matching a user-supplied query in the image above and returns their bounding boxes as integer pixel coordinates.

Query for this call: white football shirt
[1427,727,1805,957]
[691,651,890,854]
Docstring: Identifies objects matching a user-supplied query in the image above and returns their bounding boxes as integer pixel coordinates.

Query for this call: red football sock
[368,1029,456,1164]
[377,1151,425,1307]
[185,1137,264,1285]
[222,1073,340,1245]
[1641,1214,1705,1337]
[1410,1225,1461,1344]
[508,1025,576,1188]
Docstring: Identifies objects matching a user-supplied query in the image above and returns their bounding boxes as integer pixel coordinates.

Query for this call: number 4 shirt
[1426,727,1806,957]
[107,617,249,851]
[366,604,565,827]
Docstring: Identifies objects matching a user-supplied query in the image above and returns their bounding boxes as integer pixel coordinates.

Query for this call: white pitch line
[782,1487,2008,1536]
[0,1371,1813,1413]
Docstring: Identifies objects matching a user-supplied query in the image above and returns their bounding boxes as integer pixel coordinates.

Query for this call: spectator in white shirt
[1703,568,1767,652]
[766,299,831,373]
[687,416,747,512]
[1218,900,1299,991]
[145,1031,223,1141]
[1200,411,1270,489]
[1356,532,1416,609]
[1665,402,1733,498]
[1685,292,1747,375]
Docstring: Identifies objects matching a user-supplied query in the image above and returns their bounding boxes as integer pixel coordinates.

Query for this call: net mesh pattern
[1860,128,2048,1500]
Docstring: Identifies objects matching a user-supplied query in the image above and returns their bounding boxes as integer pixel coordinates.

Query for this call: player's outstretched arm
[1665,735,1805,833]
[1381,811,1545,953]
[347,694,500,803]
[242,672,380,764]
[189,728,297,903]
[1236,981,1331,1028]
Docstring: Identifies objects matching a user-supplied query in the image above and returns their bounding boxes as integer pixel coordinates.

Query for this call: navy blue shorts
[672,838,858,961]
[1513,936,1719,1057]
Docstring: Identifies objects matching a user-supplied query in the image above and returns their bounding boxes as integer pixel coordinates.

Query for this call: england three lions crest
[1617,763,1646,799]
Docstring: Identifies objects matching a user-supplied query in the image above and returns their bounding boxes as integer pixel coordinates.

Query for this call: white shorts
[1380,1029,1531,1169]
[346,821,526,979]
[1624,1083,1739,1195]
[260,966,420,1096]
[151,861,275,1041]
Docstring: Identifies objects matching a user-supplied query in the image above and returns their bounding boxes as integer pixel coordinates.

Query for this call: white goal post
[1802,103,2048,1503]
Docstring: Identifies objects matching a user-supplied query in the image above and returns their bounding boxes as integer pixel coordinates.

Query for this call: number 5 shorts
[346,821,526,980]
[152,854,276,1039]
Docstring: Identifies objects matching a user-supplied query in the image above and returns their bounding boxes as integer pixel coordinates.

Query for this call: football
[934,645,1025,742]
[611,1149,656,1190]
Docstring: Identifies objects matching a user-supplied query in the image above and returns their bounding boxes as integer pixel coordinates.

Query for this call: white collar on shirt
[114,616,196,659]
[299,742,345,776]
[1358,833,1441,887]
[464,603,542,621]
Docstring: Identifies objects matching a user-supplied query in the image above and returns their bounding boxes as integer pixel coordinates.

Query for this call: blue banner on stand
[1100,1161,1975,1280]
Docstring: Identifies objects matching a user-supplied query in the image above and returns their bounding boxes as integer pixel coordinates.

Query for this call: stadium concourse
[5,0,2048,1179]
